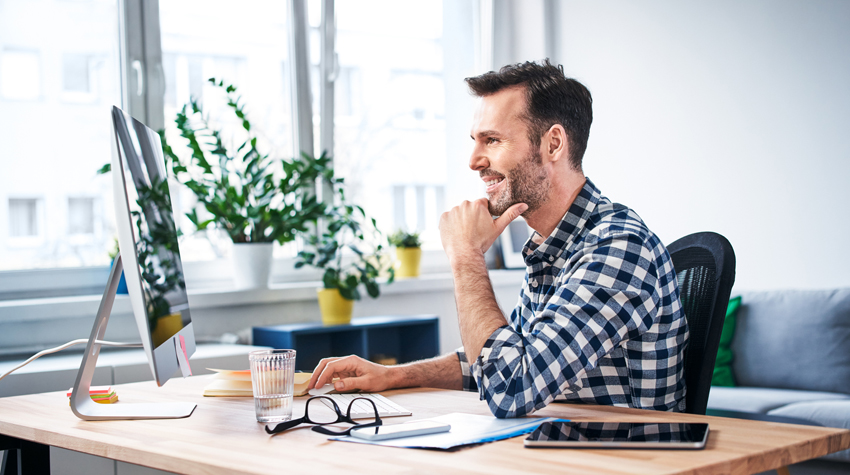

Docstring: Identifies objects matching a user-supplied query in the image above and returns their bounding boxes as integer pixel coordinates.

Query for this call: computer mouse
[308,384,335,396]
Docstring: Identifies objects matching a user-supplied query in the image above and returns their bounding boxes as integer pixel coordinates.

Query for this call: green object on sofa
[711,296,742,387]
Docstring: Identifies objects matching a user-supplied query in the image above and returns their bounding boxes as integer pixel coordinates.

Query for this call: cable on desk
[0,339,143,383]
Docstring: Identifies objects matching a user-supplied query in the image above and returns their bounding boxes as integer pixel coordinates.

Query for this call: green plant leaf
[322,268,339,289]
[365,281,380,298]
[338,285,360,301]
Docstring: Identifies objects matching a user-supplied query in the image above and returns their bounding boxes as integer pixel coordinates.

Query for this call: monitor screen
[113,107,191,354]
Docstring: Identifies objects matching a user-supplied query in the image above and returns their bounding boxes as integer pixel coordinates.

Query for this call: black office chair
[668,232,736,415]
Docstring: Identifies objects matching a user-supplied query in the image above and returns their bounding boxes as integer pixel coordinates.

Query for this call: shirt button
[548,256,555,262]
[531,281,539,288]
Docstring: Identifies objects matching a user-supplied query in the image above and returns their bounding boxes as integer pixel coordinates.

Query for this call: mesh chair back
[668,232,736,415]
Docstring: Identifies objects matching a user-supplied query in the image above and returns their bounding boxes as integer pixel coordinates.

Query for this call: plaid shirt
[457,178,688,418]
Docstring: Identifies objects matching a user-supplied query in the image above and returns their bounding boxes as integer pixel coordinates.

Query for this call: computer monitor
[69,106,197,420]
[110,105,196,384]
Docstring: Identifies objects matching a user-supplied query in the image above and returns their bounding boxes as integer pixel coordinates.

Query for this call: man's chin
[487,199,512,217]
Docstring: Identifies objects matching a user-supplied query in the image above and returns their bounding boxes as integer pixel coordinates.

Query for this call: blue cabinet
[252,315,440,372]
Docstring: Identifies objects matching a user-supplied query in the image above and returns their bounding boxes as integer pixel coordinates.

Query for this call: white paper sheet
[331,413,562,450]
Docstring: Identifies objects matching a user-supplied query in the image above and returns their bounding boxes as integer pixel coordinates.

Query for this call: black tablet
[524,421,709,449]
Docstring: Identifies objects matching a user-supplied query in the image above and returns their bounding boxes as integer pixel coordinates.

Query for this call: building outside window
[0,0,478,281]
[309,0,472,250]
[0,0,119,271]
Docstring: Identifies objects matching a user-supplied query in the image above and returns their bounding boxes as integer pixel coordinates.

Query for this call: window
[61,52,102,103]
[0,49,41,100]
[308,0,475,250]
[8,198,40,238]
[159,0,295,262]
[0,0,120,271]
[68,197,95,235]
[62,54,91,92]
[0,0,480,289]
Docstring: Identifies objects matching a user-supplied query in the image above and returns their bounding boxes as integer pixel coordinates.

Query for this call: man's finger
[308,358,335,389]
[316,359,351,388]
[493,202,528,232]
[334,375,370,393]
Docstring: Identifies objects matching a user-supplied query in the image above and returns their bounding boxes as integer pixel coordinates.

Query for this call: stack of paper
[203,369,312,397]
[334,413,560,450]
[66,386,118,404]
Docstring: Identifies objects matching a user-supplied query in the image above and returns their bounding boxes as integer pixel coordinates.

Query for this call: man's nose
[469,146,489,171]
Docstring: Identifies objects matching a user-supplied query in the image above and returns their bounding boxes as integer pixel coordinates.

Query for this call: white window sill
[0,269,526,323]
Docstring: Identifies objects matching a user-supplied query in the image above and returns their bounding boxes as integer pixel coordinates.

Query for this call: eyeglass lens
[304,396,344,425]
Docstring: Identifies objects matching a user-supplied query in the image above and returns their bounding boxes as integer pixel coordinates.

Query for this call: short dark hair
[465,59,593,171]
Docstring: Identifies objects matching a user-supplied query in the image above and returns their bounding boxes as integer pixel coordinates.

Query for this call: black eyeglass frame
[264,396,383,436]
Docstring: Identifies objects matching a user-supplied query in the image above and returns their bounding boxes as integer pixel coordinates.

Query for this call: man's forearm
[388,352,464,390]
[451,252,509,366]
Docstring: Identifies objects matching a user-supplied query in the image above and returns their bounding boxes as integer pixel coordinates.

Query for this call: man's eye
[487,137,498,145]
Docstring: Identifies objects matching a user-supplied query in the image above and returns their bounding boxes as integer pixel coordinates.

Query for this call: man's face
[469,87,549,216]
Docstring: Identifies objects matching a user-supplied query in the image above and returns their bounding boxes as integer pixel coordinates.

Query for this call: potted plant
[388,230,422,278]
[159,78,329,289]
[295,175,394,325]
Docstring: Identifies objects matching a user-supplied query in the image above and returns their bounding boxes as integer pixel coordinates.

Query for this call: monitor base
[73,399,196,420]
[69,254,197,421]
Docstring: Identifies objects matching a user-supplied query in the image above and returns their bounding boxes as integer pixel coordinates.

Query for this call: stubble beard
[487,148,550,216]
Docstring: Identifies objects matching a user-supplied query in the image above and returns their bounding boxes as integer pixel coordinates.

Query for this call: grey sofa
[706,288,850,462]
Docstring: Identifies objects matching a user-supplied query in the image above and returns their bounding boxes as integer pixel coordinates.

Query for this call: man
[308,60,689,417]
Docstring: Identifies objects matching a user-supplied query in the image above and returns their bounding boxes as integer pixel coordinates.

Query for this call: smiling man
[308,60,689,417]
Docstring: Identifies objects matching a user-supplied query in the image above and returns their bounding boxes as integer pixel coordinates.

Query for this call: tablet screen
[525,422,709,448]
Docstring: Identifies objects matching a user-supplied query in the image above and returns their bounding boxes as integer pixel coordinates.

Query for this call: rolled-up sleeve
[470,233,661,418]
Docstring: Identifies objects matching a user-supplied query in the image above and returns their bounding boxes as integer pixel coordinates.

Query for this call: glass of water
[249,349,296,423]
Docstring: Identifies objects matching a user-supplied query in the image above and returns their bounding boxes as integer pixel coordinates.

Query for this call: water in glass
[249,349,296,422]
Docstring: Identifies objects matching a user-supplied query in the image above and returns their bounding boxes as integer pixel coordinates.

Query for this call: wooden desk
[1,376,848,474]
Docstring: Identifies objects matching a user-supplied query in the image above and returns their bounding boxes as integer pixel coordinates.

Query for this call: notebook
[202,369,312,397]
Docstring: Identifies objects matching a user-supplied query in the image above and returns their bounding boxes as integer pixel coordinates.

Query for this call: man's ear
[543,124,568,163]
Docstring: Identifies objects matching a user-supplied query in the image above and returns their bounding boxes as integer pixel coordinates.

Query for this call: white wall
[550,0,850,291]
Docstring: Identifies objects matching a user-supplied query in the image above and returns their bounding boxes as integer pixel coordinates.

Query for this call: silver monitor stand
[69,254,197,420]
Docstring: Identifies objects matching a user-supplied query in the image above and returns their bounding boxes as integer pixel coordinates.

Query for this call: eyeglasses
[264,396,382,436]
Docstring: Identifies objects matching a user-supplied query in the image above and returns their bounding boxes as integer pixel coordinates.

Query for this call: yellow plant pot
[317,288,354,325]
[395,247,422,278]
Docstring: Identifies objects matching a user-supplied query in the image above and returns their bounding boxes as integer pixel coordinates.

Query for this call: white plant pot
[231,242,274,290]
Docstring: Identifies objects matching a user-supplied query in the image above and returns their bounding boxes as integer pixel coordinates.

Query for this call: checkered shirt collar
[523,178,602,266]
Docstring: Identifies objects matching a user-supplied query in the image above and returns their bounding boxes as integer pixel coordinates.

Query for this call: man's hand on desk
[308,355,396,393]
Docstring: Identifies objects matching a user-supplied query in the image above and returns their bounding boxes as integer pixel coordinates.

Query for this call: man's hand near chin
[438,198,528,263]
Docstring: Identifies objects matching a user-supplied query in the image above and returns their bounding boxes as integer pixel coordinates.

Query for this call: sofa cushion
[707,386,850,413]
[768,400,850,462]
[712,296,741,387]
[732,289,850,394]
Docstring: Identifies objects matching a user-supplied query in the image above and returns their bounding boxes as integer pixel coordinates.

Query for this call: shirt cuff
[455,347,479,392]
